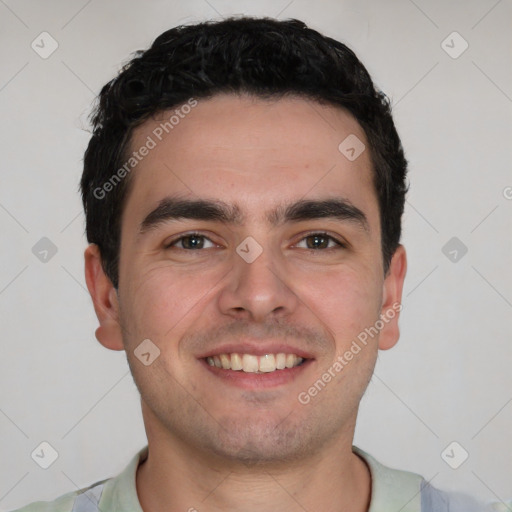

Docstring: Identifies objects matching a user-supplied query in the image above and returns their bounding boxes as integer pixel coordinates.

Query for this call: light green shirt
[10,445,495,511]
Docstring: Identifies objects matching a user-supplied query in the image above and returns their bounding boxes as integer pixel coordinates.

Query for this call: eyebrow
[139,196,369,234]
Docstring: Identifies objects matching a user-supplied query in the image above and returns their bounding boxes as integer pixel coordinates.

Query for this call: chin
[202,413,317,467]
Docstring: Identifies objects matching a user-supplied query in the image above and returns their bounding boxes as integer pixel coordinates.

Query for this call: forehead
[124,94,376,224]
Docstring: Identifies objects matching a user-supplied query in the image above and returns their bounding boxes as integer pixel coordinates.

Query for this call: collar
[99,445,423,512]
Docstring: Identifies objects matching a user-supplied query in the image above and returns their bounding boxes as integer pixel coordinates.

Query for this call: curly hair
[81,16,408,289]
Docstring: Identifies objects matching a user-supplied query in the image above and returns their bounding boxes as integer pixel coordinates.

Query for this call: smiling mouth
[205,353,306,373]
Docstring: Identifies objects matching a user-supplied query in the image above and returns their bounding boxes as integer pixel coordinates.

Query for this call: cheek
[120,269,195,344]
[303,267,382,340]
[120,260,230,350]
[119,271,200,394]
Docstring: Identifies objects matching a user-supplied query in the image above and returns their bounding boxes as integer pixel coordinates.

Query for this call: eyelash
[165,232,346,251]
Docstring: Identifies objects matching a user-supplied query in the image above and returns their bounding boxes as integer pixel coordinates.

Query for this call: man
[13,16,491,512]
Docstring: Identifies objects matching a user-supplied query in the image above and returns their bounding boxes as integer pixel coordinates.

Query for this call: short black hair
[81,16,408,289]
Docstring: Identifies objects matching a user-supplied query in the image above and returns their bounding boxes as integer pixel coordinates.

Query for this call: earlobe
[378,245,407,351]
[84,244,125,351]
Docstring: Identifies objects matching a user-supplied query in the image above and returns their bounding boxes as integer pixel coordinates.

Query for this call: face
[86,93,406,466]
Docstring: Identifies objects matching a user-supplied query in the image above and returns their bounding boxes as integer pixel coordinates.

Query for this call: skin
[85,93,407,512]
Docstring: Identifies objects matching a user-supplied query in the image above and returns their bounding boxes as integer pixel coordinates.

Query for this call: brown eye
[296,233,345,250]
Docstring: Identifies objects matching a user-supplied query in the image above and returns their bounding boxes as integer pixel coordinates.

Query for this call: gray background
[1,0,511,509]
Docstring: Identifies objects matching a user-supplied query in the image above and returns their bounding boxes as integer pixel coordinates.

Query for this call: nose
[216,243,299,323]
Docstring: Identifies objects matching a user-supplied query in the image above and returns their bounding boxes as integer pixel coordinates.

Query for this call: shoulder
[8,479,108,512]
[420,480,491,511]
[8,446,147,512]
[353,446,498,512]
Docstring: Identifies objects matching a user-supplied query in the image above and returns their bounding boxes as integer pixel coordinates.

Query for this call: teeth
[230,353,243,370]
[205,353,304,373]
[220,354,230,370]
[242,354,259,373]
[259,354,276,373]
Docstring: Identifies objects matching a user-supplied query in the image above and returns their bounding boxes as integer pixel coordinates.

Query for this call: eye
[295,232,345,250]
[165,233,217,250]
[164,232,345,251]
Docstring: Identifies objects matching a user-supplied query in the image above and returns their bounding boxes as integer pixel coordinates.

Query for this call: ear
[84,244,124,351]
[378,244,407,351]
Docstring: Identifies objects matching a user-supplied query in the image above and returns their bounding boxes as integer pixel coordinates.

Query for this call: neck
[136,415,371,512]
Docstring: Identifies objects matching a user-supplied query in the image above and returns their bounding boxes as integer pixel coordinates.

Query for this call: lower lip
[200,358,314,389]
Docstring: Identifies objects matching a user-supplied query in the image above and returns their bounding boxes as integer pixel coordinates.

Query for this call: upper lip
[197,341,315,360]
